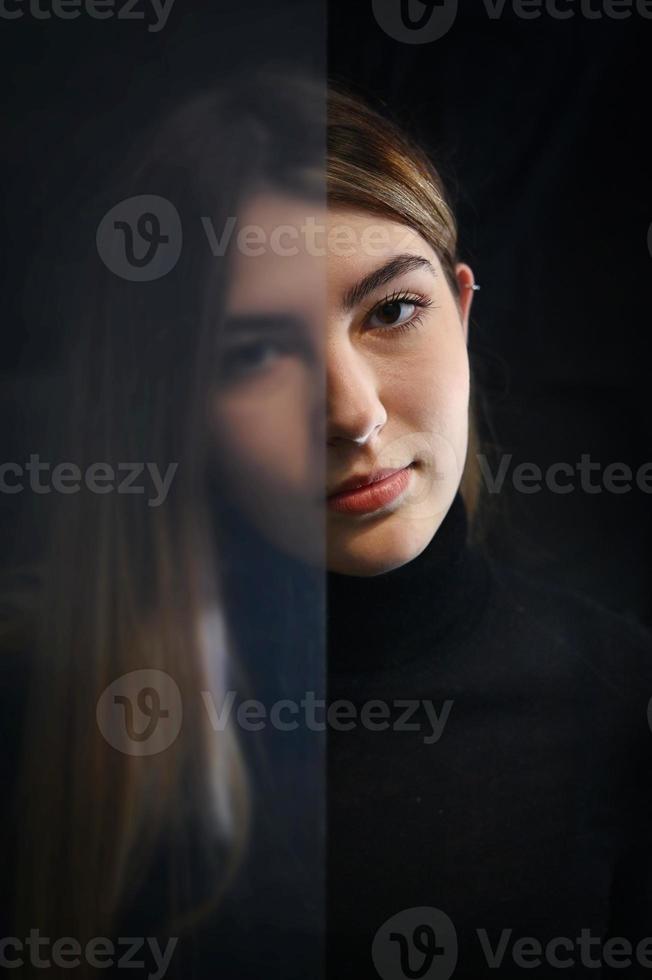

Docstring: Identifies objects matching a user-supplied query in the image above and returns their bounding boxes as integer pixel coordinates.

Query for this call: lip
[327,464,414,515]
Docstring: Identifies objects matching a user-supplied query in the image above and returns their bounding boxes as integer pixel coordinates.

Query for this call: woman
[1,71,327,979]
[4,73,651,979]
[322,90,652,979]
[215,84,652,977]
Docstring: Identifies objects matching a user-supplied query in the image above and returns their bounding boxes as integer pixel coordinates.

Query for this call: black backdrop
[1,0,650,623]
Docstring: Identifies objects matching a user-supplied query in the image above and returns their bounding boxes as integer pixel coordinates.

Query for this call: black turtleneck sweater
[327,492,652,979]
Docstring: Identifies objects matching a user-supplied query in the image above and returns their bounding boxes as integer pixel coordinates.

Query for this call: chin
[326,510,443,577]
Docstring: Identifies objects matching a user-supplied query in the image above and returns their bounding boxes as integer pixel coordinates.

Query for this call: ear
[454,263,476,345]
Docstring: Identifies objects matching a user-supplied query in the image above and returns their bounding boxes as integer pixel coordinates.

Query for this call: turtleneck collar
[327,491,491,677]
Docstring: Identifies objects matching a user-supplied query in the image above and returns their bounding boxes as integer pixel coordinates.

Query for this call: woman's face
[209,193,475,576]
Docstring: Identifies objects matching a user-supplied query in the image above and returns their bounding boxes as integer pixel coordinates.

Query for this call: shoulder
[487,556,652,651]
[479,554,652,712]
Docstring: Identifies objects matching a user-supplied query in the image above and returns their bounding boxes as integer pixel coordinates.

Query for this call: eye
[366,290,433,334]
[217,339,290,381]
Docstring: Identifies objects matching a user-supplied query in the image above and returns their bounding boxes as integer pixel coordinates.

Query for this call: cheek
[389,334,470,433]
[209,363,315,489]
[379,333,470,497]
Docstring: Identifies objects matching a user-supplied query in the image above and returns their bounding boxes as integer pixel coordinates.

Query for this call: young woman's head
[13,71,477,955]
[324,87,477,574]
[214,84,479,577]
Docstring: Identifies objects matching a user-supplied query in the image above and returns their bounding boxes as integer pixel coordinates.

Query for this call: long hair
[11,70,325,959]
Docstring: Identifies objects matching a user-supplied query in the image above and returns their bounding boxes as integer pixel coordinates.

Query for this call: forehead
[225,193,440,313]
[226,192,326,313]
[327,207,441,285]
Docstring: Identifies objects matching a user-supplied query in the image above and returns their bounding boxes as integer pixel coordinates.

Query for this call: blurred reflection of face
[209,193,327,565]
[210,194,475,576]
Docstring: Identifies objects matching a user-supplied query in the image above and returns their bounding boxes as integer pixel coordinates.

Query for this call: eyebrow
[341,254,436,313]
[220,314,304,338]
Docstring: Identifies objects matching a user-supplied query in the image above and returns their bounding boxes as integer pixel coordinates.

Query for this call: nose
[326,342,387,446]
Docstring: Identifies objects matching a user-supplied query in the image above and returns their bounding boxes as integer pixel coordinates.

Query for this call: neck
[327,492,490,676]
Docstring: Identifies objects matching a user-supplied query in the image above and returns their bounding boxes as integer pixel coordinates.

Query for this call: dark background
[1,0,650,624]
